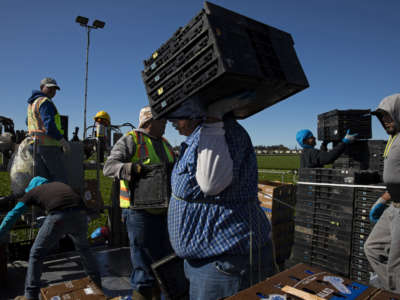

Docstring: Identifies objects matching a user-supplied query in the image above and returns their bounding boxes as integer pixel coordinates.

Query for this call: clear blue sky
[1,0,399,148]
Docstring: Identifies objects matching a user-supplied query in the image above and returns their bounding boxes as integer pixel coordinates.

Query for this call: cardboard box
[40,277,106,300]
[226,263,378,299]
[258,181,295,225]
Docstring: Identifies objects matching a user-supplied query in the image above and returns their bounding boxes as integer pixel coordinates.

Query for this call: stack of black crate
[351,187,385,283]
[293,168,373,276]
[141,2,309,120]
[293,109,385,280]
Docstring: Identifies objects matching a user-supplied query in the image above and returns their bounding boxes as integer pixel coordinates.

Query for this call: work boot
[132,288,153,300]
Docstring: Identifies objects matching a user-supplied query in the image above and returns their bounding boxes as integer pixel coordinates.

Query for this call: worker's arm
[370,191,391,223]
[196,121,233,196]
[39,100,63,140]
[316,142,346,165]
[0,202,28,240]
[103,134,137,181]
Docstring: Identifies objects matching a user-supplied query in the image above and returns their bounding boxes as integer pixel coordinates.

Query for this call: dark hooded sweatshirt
[300,143,346,168]
[27,90,63,140]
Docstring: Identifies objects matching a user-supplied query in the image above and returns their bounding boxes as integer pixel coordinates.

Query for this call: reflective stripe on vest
[27,97,63,146]
[119,130,175,208]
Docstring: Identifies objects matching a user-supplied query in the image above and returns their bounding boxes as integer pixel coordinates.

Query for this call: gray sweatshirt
[378,94,400,199]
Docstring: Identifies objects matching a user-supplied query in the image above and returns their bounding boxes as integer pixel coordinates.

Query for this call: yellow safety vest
[119,130,175,209]
[27,97,64,146]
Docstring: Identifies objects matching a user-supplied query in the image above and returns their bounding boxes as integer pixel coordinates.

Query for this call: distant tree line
[254,145,290,151]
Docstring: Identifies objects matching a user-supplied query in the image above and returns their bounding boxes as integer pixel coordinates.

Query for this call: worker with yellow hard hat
[94,110,111,127]
[93,110,111,162]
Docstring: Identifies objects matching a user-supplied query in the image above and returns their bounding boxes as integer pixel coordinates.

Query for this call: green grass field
[257,154,300,170]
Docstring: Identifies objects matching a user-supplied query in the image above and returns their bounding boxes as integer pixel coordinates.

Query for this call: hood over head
[25,176,49,193]
[27,90,47,104]
[374,93,400,132]
[296,129,314,148]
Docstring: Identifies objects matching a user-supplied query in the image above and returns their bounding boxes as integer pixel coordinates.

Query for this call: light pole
[75,16,106,139]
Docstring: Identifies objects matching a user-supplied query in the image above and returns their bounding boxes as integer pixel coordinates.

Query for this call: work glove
[320,141,329,152]
[121,162,141,182]
[342,129,358,144]
[60,138,71,154]
[369,197,388,223]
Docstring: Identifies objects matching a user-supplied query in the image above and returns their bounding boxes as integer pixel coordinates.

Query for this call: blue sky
[1,0,399,148]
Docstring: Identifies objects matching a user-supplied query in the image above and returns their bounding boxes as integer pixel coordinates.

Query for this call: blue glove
[342,129,358,144]
[369,198,388,223]
[0,202,27,237]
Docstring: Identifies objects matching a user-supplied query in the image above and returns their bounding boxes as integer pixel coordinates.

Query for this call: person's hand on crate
[370,191,391,223]
[342,129,358,144]
[320,141,329,152]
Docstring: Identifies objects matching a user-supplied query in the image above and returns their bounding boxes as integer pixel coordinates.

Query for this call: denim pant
[184,240,276,300]
[364,204,400,292]
[32,144,68,184]
[122,209,173,292]
[25,208,101,299]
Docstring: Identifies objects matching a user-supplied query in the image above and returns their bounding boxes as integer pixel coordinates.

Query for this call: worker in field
[27,77,70,183]
[103,106,176,300]
[167,94,276,300]
[295,129,357,168]
[0,177,101,300]
[364,93,400,293]
[93,110,112,162]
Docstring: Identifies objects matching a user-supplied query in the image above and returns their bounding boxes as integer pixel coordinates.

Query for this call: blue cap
[296,129,314,148]
[25,176,49,193]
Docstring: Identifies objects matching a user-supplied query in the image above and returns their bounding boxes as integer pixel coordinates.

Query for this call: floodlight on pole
[75,16,106,139]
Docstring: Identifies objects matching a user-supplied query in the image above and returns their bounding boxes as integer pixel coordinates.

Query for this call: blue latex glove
[342,129,358,144]
[369,200,388,223]
[0,202,28,238]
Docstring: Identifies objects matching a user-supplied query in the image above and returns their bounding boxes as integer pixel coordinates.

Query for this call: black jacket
[300,143,346,168]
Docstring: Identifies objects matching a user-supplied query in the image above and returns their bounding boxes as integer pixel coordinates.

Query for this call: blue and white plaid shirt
[168,118,271,259]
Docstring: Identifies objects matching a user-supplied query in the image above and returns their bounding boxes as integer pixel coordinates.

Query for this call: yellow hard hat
[94,111,111,124]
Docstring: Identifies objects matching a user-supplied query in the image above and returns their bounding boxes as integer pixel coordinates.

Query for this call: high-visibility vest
[119,130,175,208]
[27,97,64,146]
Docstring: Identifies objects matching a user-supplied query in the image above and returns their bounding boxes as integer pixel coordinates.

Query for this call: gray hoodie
[377,94,400,199]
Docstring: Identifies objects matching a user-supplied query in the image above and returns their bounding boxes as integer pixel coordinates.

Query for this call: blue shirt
[168,118,271,259]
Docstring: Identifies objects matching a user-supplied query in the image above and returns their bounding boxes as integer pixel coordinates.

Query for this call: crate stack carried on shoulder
[258,181,296,269]
[141,1,309,120]
[292,109,386,283]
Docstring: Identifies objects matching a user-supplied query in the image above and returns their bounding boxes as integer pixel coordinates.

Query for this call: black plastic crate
[356,187,386,199]
[333,157,367,170]
[352,225,372,236]
[294,231,352,254]
[142,2,309,119]
[354,199,376,210]
[314,198,354,214]
[298,168,380,185]
[350,269,371,284]
[311,260,350,277]
[333,140,386,171]
[295,220,352,241]
[353,219,374,230]
[317,109,371,141]
[352,246,367,259]
[351,256,372,271]
[151,253,189,300]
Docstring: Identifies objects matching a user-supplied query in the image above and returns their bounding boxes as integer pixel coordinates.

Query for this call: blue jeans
[32,144,68,184]
[25,208,100,299]
[122,209,173,292]
[184,241,276,300]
